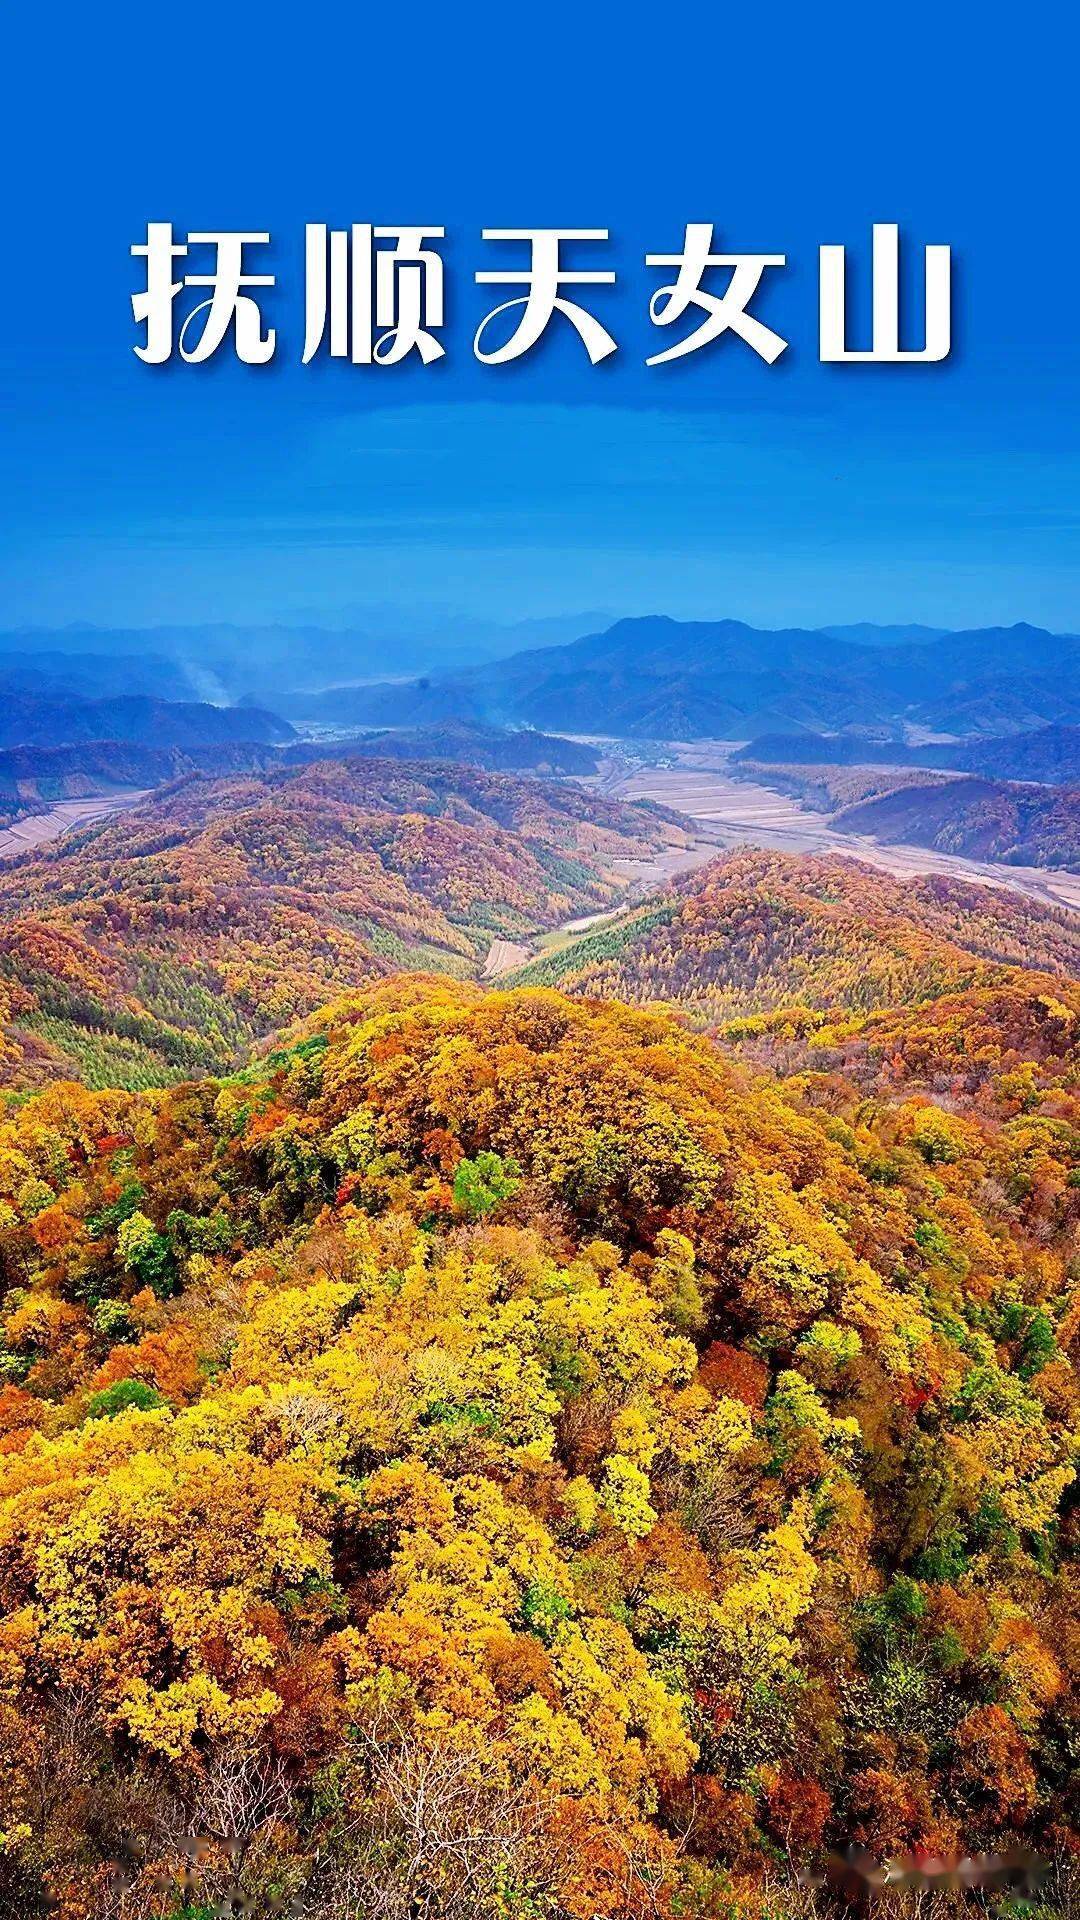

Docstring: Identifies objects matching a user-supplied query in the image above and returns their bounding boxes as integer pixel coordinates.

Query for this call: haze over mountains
[285,615,1080,741]
[0,610,610,709]
[5,612,1078,745]
[0,650,197,703]
[0,694,295,751]
[1,610,1077,886]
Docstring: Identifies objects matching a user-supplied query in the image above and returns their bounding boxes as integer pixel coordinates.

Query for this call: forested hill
[0,758,686,1091]
[0,693,296,750]
[736,723,1080,785]
[0,973,1076,1916]
[0,741,288,832]
[0,727,601,834]
[825,775,1080,870]
[510,848,1080,1022]
[303,719,600,774]
[728,763,1080,871]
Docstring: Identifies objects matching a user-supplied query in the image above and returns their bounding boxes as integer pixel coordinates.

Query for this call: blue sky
[2,2,1078,636]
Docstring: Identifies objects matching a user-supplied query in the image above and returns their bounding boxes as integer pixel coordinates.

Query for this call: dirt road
[481,938,534,980]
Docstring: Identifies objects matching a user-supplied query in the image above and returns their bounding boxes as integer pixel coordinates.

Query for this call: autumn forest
[0,756,1076,1920]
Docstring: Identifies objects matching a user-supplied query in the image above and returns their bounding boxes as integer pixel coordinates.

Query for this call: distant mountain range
[0,611,609,708]
[819,623,950,647]
[307,615,1080,741]
[4,614,1078,746]
[0,650,196,702]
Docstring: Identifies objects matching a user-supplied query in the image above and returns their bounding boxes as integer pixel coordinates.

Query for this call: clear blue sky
[2,2,1078,635]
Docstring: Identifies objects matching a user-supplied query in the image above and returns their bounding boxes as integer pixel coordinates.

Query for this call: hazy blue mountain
[285,720,600,775]
[7,614,1078,744]
[820,623,949,646]
[0,650,195,702]
[0,695,296,751]
[0,611,610,712]
[288,680,490,729]
[319,616,1080,741]
[914,674,1080,736]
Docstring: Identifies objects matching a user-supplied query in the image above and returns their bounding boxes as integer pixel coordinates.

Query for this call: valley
[0,756,689,1088]
[598,753,1080,913]
[0,787,152,861]
[483,748,1080,982]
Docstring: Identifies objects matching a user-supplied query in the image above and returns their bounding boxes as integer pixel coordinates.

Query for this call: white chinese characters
[302,225,446,365]
[132,225,276,365]
[473,230,617,365]
[131,223,953,369]
[819,223,951,363]
[646,225,787,365]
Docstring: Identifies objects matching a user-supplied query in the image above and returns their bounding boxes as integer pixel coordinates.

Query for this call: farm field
[0,789,152,861]
[602,759,1080,913]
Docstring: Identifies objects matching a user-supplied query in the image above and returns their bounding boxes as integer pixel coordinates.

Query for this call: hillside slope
[312,719,600,775]
[0,975,1075,1917]
[509,849,1080,1023]
[0,759,686,1089]
[833,776,1080,869]
[0,727,600,834]
[0,742,291,832]
[736,723,1080,784]
[732,764,1080,871]
[0,693,296,750]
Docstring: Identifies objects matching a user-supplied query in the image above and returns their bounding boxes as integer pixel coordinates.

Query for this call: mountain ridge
[322,615,1080,740]
[0,693,296,751]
